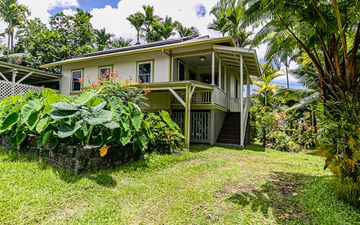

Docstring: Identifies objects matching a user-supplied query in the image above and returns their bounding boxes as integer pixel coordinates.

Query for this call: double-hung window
[99,65,113,80]
[137,61,153,83]
[71,69,83,92]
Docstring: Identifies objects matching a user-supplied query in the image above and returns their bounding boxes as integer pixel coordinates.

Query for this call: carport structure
[0,61,61,99]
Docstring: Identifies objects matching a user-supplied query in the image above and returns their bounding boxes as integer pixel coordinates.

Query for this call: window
[137,61,153,83]
[98,65,113,80]
[178,61,185,81]
[71,69,83,92]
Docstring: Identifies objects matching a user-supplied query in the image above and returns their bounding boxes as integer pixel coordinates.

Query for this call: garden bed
[0,134,143,175]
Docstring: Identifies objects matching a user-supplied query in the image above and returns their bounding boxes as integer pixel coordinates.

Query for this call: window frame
[98,65,113,78]
[71,69,84,93]
[136,60,154,83]
[178,60,186,81]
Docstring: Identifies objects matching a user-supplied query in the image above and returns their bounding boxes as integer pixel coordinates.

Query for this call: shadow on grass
[226,172,360,224]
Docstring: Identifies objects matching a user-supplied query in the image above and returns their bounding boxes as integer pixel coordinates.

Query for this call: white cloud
[90,0,221,41]
[62,8,77,16]
[48,0,79,10]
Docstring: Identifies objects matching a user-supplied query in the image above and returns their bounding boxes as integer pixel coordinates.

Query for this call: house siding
[61,51,169,95]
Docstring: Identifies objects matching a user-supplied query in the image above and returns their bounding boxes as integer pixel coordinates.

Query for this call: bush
[267,131,301,152]
[0,82,184,159]
[145,111,184,154]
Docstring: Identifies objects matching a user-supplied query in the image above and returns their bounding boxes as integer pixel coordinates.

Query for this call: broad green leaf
[58,122,82,138]
[104,121,120,129]
[120,129,131,146]
[36,117,51,133]
[136,133,148,150]
[27,111,40,131]
[13,131,27,147]
[85,110,113,126]
[74,90,99,105]
[50,110,80,120]
[51,102,81,111]
[0,113,19,133]
[37,130,52,148]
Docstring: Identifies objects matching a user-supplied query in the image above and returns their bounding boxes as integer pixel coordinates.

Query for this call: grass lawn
[0,145,359,225]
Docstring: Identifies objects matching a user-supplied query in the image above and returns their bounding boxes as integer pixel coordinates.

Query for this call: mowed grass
[0,145,359,225]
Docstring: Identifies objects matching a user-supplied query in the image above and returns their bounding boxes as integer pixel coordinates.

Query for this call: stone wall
[0,135,143,175]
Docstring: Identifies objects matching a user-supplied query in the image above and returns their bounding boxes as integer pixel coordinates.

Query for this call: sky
[2,0,301,86]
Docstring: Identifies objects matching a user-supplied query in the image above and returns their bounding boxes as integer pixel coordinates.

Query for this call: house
[41,36,261,148]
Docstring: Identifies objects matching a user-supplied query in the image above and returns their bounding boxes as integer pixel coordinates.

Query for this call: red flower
[78,77,84,83]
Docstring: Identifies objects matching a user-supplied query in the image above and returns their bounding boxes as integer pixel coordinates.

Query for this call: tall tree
[209,0,252,47]
[0,0,29,54]
[95,28,114,51]
[175,22,200,38]
[110,37,132,48]
[155,16,175,40]
[244,0,360,203]
[127,12,145,45]
[252,64,281,146]
[141,5,162,43]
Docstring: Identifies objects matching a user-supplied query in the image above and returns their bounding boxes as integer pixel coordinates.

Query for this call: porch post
[184,84,191,149]
[224,67,227,92]
[170,56,174,81]
[219,59,222,89]
[211,52,215,85]
[11,69,18,95]
[240,55,244,147]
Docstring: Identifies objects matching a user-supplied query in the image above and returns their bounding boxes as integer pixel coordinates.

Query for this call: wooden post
[224,67,227,92]
[184,84,191,149]
[211,52,215,85]
[219,59,222,89]
[240,55,244,147]
[11,69,18,95]
[170,56,174,81]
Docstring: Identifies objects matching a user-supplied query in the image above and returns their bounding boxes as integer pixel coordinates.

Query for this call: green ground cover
[0,145,359,225]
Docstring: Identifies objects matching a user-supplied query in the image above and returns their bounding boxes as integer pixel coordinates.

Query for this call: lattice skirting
[0,80,42,100]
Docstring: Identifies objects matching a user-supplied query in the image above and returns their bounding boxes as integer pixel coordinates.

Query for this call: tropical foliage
[0,82,184,156]
[244,0,360,206]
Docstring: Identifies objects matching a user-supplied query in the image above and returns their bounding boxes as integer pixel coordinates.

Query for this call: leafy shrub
[145,111,184,154]
[267,131,301,152]
[0,82,184,158]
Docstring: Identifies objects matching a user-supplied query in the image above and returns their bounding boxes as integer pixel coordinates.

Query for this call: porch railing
[172,86,228,108]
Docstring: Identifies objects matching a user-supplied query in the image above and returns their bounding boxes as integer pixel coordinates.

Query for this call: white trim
[211,52,215,85]
[16,72,33,84]
[0,72,9,82]
[168,88,185,107]
[240,54,244,147]
[177,60,186,81]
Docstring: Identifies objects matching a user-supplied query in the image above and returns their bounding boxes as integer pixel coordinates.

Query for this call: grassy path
[0,145,359,224]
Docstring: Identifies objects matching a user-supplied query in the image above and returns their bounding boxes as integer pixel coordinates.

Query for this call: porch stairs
[216,112,250,145]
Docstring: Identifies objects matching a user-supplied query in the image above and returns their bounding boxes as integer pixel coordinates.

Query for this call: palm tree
[156,16,175,40]
[0,0,29,54]
[252,64,281,146]
[127,12,145,45]
[111,37,132,48]
[141,5,162,43]
[95,28,114,51]
[209,0,252,47]
[175,22,200,38]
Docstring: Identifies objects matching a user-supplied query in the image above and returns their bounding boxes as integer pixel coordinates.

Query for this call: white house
[41,36,261,148]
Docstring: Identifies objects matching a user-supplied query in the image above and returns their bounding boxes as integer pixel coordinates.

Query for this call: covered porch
[156,45,260,148]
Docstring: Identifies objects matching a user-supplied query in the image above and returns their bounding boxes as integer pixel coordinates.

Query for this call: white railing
[172,111,210,143]
[212,86,227,108]
[229,97,250,112]
[172,87,228,108]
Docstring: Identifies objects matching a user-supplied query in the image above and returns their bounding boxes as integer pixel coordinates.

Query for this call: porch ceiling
[213,45,261,77]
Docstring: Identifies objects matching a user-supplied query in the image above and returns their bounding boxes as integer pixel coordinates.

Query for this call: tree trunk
[285,64,290,88]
